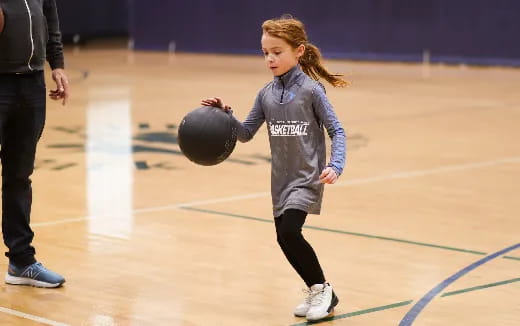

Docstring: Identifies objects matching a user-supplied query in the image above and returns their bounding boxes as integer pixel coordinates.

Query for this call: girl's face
[261,33,304,77]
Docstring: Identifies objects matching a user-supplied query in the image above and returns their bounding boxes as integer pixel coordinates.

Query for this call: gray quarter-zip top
[232,65,346,217]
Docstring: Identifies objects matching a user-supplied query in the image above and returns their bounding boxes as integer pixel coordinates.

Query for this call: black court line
[180,207,520,261]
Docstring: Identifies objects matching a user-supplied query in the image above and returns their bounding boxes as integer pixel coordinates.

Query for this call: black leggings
[275,209,325,287]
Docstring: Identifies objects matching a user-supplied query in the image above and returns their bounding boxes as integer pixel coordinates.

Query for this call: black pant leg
[275,215,308,283]
[276,209,326,287]
[1,72,46,267]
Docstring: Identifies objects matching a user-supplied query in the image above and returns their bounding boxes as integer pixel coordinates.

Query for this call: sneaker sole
[329,293,339,313]
[294,304,311,317]
[5,274,64,288]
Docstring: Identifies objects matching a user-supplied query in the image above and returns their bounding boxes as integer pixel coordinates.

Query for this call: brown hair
[262,15,349,88]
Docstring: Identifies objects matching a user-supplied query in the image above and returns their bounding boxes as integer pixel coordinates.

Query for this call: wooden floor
[0,45,519,325]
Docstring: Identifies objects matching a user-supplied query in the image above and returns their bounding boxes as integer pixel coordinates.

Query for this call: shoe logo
[23,268,35,278]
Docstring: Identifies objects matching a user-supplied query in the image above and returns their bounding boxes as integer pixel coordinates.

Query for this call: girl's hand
[319,167,338,184]
[201,97,231,112]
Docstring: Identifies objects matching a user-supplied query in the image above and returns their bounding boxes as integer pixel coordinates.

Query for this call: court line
[289,276,520,325]
[348,103,500,125]
[290,300,414,326]
[334,156,520,187]
[30,192,270,227]
[0,307,70,326]
[440,277,520,297]
[31,156,520,228]
[181,207,488,255]
[33,216,92,226]
[503,256,520,261]
[181,207,520,261]
[23,158,519,325]
[398,243,520,326]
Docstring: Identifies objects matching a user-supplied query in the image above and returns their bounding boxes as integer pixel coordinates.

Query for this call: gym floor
[0,44,518,325]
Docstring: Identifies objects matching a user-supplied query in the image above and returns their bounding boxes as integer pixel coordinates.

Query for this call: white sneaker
[306,283,339,321]
[294,288,313,317]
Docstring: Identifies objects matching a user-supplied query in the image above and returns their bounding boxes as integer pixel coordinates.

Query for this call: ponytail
[299,43,349,88]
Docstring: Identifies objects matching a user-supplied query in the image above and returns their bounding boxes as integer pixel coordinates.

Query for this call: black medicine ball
[178,106,238,166]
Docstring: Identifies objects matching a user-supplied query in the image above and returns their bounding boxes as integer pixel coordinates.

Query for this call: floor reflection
[86,88,134,240]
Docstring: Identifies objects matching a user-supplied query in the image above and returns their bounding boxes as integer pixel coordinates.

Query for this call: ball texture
[178,106,237,166]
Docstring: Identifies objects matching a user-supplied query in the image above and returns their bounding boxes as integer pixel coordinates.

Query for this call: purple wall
[56,0,128,42]
[58,0,520,66]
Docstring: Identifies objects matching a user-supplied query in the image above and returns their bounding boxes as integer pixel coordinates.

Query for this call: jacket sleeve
[311,84,346,175]
[43,0,64,69]
[231,89,266,143]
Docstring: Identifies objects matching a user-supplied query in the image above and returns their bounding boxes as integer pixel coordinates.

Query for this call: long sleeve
[43,0,64,69]
[311,85,346,175]
[232,90,266,142]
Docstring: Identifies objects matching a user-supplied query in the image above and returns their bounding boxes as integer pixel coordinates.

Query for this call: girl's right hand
[201,97,231,112]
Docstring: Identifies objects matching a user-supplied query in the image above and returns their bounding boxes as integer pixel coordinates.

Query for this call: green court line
[289,278,520,325]
[503,256,520,261]
[301,225,486,255]
[180,207,515,257]
[290,300,414,326]
[180,207,520,324]
[440,277,520,297]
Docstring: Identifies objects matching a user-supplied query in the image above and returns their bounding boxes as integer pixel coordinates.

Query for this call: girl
[201,15,347,322]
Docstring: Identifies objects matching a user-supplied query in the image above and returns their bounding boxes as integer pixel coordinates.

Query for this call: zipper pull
[279,77,285,104]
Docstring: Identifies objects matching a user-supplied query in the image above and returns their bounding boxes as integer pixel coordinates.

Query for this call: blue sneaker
[5,262,65,288]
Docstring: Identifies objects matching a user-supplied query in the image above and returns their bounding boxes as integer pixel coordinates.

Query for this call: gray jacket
[233,65,346,216]
[0,0,64,73]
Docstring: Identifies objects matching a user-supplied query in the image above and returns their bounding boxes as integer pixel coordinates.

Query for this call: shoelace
[310,287,327,306]
[301,288,313,305]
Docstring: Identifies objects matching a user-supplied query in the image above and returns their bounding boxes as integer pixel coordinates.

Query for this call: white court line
[134,192,270,213]
[31,193,270,227]
[0,307,70,326]
[33,216,91,227]
[16,157,520,324]
[336,156,520,187]
[32,156,520,228]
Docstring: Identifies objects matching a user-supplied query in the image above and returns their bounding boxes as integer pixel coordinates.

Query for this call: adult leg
[2,72,46,268]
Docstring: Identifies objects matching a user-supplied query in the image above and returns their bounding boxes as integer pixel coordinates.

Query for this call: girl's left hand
[201,97,231,112]
[319,167,338,184]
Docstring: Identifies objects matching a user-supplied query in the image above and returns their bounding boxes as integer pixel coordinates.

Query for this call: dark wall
[55,0,129,42]
[56,0,520,66]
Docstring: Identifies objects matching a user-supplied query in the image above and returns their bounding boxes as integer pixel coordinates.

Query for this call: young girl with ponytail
[201,15,348,322]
